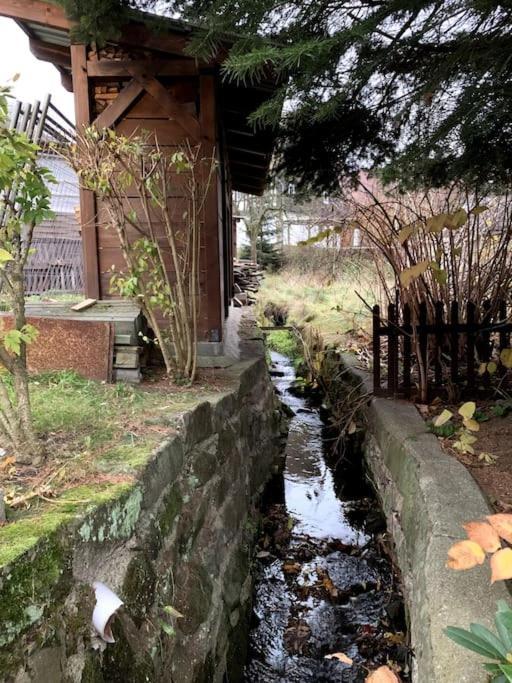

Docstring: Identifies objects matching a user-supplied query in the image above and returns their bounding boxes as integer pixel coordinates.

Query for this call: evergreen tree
[60,1,512,191]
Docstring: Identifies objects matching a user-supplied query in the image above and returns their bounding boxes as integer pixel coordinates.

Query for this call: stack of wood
[233,259,264,307]
[93,83,123,115]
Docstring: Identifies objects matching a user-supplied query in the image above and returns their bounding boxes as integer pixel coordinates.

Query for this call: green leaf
[498,665,512,682]
[470,623,509,659]
[3,329,22,355]
[496,607,512,651]
[160,621,175,637]
[445,626,504,660]
[0,248,13,263]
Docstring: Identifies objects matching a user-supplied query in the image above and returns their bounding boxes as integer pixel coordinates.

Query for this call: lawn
[0,369,234,566]
[256,251,381,347]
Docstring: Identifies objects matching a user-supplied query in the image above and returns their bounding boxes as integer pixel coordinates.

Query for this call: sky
[0,17,75,121]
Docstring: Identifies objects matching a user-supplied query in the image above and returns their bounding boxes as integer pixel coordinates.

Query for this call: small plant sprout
[433,401,481,455]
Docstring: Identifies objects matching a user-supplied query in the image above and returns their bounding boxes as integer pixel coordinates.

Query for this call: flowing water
[243,352,409,682]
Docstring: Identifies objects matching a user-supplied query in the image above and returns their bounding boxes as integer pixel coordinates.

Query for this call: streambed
[243,352,409,682]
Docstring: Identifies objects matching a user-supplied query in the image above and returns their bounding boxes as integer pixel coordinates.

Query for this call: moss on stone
[0,483,133,567]
[0,531,71,651]
[122,555,156,623]
[158,484,183,541]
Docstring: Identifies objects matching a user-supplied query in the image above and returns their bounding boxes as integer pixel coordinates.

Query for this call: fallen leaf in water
[283,561,301,574]
[490,547,512,583]
[317,566,338,598]
[256,550,271,559]
[463,521,501,553]
[365,665,401,682]
[384,631,406,645]
[284,621,311,654]
[324,652,353,665]
[446,540,485,570]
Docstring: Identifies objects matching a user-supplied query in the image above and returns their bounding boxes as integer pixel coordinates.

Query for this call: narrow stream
[243,352,409,682]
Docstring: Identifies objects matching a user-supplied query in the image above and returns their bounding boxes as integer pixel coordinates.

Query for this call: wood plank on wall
[70,43,100,299]
[199,71,222,341]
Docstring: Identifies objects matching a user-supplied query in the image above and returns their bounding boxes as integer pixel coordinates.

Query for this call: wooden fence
[372,300,512,398]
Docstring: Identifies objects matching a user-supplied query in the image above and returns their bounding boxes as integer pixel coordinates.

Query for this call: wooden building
[0,0,278,354]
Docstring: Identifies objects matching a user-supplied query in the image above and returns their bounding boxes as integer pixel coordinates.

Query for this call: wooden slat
[128,68,200,139]
[71,43,100,300]
[466,301,476,389]
[402,303,412,397]
[93,78,145,130]
[124,88,196,119]
[372,304,381,394]
[0,0,70,29]
[115,118,191,144]
[434,301,444,386]
[418,301,428,396]
[29,37,71,68]
[200,71,223,339]
[88,59,198,78]
[450,300,459,383]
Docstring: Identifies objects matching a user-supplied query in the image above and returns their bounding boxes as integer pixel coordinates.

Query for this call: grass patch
[0,369,235,566]
[257,254,378,345]
[266,330,301,359]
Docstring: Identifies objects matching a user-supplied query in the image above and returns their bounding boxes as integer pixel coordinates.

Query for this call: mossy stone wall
[0,357,285,683]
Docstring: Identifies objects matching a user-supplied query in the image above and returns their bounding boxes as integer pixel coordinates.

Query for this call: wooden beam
[93,78,144,130]
[71,43,100,300]
[87,59,198,78]
[29,37,71,68]
[0,0,69,29]
[127,67,200,139]
[199,71,223,338]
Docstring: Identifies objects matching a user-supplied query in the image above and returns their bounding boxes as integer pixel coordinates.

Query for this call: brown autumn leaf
[490,548,512,583]
[463,521,501,553]
[317,566,338,598]
[365,665,401,682]
[324,652,353,665]
[0,456,15,472]
[446,540,486,570]
[283,561,301,575]
[487,514,512,544]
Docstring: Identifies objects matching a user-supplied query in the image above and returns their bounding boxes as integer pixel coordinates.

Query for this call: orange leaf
[490,548,512,583]
[446,540,486,570]
[487,514,512,544]
[0,456,15,472]
[365,665,401,682]
[324,652,353,665]
[463,521,501,553]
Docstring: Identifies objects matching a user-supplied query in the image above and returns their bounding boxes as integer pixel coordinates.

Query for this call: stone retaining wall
[341,355,509,683]
[0,357,285,683]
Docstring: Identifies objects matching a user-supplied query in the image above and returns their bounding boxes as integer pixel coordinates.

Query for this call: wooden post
[388,302,398,396]
[199,70,223,341]
[434,301,444,387]
[450,300,459,384]
[499,300,509,352]
[418,301,428,401]
[70,43,100,299]
[372,304,381,394]
[403,303,412,398]
[467,301,476,390]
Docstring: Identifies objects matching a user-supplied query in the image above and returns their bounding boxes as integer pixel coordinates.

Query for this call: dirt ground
[420,403,512,512]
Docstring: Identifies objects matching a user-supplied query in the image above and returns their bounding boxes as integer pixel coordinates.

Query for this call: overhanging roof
[0,0,280,195]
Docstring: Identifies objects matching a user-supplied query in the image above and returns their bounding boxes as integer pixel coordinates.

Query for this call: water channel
[243,352,409,682]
